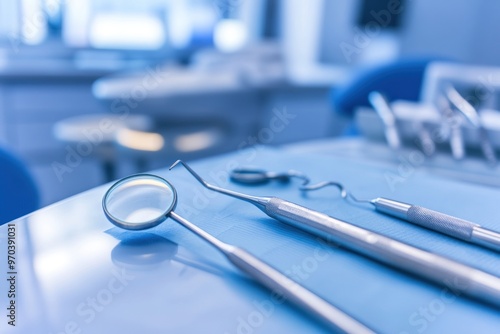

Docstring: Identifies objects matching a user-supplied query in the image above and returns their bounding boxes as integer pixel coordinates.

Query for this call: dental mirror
[102,173,372,334]
[103,174,176,230]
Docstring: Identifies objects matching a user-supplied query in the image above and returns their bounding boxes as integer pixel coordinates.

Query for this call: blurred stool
[0,146,39,224]
[114,122,225,170]
[54,114,158,182]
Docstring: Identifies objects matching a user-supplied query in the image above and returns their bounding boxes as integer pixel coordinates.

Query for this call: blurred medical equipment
[102,174,373,334]
[369,90,437,156]
[446,85,497,165]
[437,95,465,160]
[332,58,435,135]
[172,160,500,307]
[355,63,500,167]
[368,91,402,150]
[362,87,499,163]
[414,121,436,156]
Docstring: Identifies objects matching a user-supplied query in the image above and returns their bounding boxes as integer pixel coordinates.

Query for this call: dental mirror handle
[226,248,373,334]
[371,198,500,252]
[263,198,500,307]
[169,212,373,334]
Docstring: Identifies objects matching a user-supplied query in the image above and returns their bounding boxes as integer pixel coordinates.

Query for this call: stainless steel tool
[437,95,465,160]
[446,85,497,165]
[302,181,500,253]
[415,122,436,156]
[102,174,373,333]
[368,91,402,150]
[172,161,500,308]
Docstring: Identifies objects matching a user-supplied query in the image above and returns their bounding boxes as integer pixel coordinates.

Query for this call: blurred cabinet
[5,83,109,152]
[0,65,114,205]
[0,62,338,206]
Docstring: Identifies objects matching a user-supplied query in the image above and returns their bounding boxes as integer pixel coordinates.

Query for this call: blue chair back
[331,58,442,134]
[0,147,39,224]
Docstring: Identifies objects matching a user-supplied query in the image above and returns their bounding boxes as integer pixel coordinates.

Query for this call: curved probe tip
[168,159,209,188]
[301,181,373,206]
[169,160,182,170]
[300,181,348,198]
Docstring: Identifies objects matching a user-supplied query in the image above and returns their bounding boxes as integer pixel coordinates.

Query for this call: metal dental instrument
[302,181,500,253]
[230,168,500,252]
[171,160,500,308]
[102,174,373,334]
[230,167,310,185]
[437,95,465,160]
[446,85,497,165]
[369,91,434,155]
[415,122,436,156]
[368,91,402,150]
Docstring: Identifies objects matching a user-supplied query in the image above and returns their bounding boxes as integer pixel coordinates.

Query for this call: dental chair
[0,146,39,225]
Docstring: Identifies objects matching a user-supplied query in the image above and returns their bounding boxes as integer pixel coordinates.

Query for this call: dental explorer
[171,161,500,308]
[302,181,500,253]
[232,168,500,252]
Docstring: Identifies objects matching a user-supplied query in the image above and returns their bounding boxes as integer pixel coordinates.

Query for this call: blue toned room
[0,0,499,333]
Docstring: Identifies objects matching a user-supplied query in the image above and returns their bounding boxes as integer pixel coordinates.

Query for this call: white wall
[288,0,500,72]
[400,0,500,66]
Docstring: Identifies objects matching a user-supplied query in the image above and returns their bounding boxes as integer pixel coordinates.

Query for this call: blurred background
[2,0,500,208]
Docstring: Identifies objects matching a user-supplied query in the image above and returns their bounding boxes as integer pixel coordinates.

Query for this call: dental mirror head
[103,174,177,230]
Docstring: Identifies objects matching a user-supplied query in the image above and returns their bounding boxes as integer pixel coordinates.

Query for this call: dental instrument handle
[169,211,374,334]
[171,160,500,307]
[371,198,500,252]
[263,198,500,307]
[226,247,374,334]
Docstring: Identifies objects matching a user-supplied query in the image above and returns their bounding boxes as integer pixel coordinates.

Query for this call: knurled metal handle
[406,206,477,240]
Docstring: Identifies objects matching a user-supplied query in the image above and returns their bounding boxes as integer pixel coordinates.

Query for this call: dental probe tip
[169,160,182,170]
